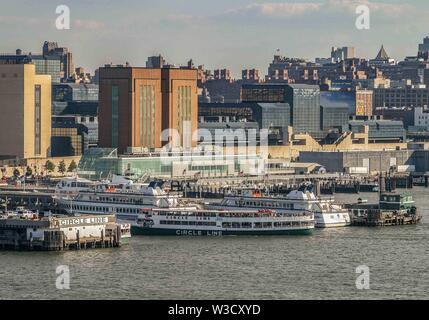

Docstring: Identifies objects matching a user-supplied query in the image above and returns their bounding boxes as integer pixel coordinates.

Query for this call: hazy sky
[0,0,428,76]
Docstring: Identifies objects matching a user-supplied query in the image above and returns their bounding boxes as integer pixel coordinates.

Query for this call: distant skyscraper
[0,41,75,82]
[0,64,51,159]
[42,41,75,80]
[146,55,165,68]
[331,47,355,62]
[418,36,429,59]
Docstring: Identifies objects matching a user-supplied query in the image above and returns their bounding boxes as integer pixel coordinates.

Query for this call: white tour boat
[206,184,351,228]
[131,207,315,236]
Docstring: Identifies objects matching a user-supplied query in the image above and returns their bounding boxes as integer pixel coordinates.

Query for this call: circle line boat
[131,208,315,236]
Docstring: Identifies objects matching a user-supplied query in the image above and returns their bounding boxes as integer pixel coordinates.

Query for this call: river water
[1,188,428,300]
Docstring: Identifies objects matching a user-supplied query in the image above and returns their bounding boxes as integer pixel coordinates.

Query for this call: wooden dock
[351,209,421,227]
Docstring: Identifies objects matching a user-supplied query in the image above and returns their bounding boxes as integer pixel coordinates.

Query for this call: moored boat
[206,184,350,228]
[129,208,315,236]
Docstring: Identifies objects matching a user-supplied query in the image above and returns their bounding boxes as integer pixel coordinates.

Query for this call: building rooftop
[375,45,390,60]
[241,83,319,89]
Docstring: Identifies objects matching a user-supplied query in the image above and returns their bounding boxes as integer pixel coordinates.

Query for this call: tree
[13,168,20,178]
[58,160,66,175]
[44,160,55,173]
[25,166,33,177]
[67,160,78,173]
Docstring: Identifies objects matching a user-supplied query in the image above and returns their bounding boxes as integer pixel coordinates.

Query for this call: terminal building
[300,149,429,174]
[77,148,262,179]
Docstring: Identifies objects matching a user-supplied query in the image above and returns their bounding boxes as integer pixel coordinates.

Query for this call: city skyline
[1,0,428,76]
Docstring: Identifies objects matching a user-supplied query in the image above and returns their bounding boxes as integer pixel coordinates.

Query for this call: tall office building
[0,49,62,83]
[42,41,75,80]
[0,64,51,159]
[98,66,198,154]
[0,41,74,82]
[241,83,321,138]
[331,47,355,62]
[418,36,429,59]
[285,84,321,138]
[146,55,165,68]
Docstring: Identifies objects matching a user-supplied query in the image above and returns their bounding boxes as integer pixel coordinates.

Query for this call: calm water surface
[1,188,428,300]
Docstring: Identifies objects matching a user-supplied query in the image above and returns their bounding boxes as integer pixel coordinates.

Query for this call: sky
[0,0,428,77]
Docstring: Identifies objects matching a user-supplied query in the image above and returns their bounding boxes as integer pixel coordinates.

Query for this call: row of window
[160,220,217,226]
[234,200,294,209]
[158,220,310,228]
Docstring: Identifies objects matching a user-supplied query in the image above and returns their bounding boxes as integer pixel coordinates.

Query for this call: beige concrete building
[0,64,51,159]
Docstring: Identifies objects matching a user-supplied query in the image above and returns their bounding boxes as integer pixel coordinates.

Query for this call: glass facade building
[33,57,62,83]
[51,124,87,156]
[320,105,349,132]
[52,84,99,102]
[349,119,406,143]
[241,84,322,139]
[78,148,262,179]
[284,84,321,139]
[198,102,290,145]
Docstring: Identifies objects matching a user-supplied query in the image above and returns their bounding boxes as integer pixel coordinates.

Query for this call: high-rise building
[42,41,75,80]
[285,84,321,138]
[355,89,374,116]
[0,41,75,82]
[331,47,355,62]
[0,64,51,159]
[146,55,165,68]
[418,36,429,59]
[241,83,321,138]
[0,49,62,83]
[98,66,198,154]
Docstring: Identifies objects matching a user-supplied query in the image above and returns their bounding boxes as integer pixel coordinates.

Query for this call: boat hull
[131,226,313,236]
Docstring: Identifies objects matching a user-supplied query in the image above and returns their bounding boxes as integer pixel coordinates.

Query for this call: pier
[0,214,124,251]
[163,170,429,199]
[346,192,421,227]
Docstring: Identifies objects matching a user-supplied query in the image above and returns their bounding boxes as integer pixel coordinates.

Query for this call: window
[111,85,119,148]
[139,85,156,147]
[34,85,42,156]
